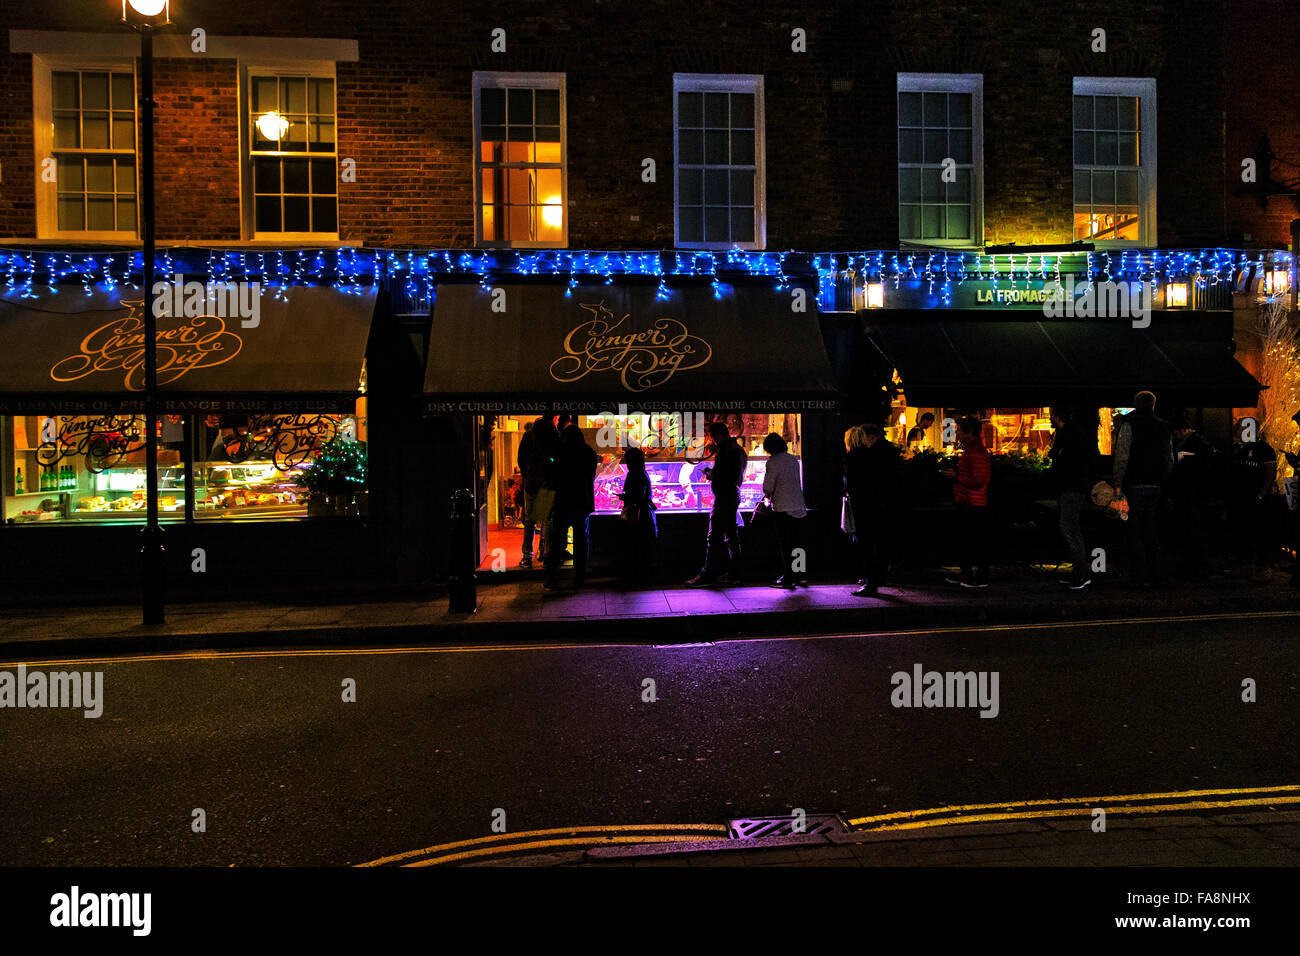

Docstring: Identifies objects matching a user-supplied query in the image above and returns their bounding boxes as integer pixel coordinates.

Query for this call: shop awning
[0,285,376,413]
[868,310,1263,408]
[422,281,839,413]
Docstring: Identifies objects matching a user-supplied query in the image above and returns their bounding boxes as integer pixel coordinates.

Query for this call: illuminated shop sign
[550,300,712,392]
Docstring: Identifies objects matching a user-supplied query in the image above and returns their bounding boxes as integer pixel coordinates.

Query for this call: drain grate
[727,814,846,840]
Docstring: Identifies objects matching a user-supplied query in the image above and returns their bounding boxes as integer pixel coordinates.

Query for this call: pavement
[1,563,1298,659]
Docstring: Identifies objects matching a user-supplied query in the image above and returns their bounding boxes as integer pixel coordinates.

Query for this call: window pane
[311,158,336,193]
[946,205,970,239]
[923,129,946,163]
[535,125,561,143]
[704,206,728,242]
[481,169,496,204]
[899,167,921,202]
[58,197,84,231]
[730,93,754,128]
[704,130,728,164]
[949,129,971,163]
[508,204,531,239]
[504,141,533,163]
[481,125,506,148]
[480,88,505,126]
[506,123,533,142]
[1094,96,1117,130]
[678,168,703,205]
[283,118,307,151]
[53,72,79,109]
[899,204,920,239]
[116,199,136,232]
[1116,170,1139,205]
[115,158,136,194]
[283,196,310,232]
[256,196,281,232]
[730,131,754,165]
[1117,96,1138,131]
[58,157,83,191]
[310,119,335,151]
[1118,132,1138,166]
[703,92,727,127]
[283,78,307,115]
[1095,131,1118,165]
[946,168,970,202]
[923,92,946,126]
[1093,170,1115,203]
[1073,95,1092,130]
[112,73,133,109]
[83,113,109,149]
[507,88,533,125]
[480,204,496,241]
[507,167,532,203]
[898,92,922,127]
[535,89,560,126]
[311,197,337,233]
[112,113,134,149]
[310,78,334,115]
[82,73,109,110]
[730,168,754,204]
[254,158,280,193]
[679,129,703,164]
[535,141,561,163]
[899,128,922,163]
[54,112,80,148]
[679,206,703,242]
[252,77,278,112]
[678,92,702,127]
[1074,170,1091,204]
[283,159,309,194]
[948,93,971,128]
[535,168,562,205]
[922,204,943,239]
[703,168,728,204]
[86,157,114,193]
[921,167,943,202]
[1074,134,1093,166]
[730,206,754,243]
[87,196,114,230]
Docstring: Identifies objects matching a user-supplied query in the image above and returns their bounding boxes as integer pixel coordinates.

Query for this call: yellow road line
[855,795,1300,832]
[846,784,1300,826]
[405,834,727,867]
[357,823,729,867]
[6,608,1298,667]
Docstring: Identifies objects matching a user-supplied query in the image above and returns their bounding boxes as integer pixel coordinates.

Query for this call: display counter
[592,456,789,514]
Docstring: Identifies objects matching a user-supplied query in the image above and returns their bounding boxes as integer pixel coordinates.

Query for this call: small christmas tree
[297,438,368,502]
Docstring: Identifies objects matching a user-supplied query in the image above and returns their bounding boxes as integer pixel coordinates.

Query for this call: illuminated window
[35,63,138,238]
[1073,77,1156,246]
[674,73,765,250]
[897,73,983,247]
[474,72,567,247]
[246,69,338,236]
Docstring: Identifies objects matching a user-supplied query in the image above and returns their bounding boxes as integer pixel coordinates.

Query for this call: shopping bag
[841,493,856,535]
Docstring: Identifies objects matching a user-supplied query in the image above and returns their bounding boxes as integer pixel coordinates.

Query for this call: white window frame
[1072,76,1157,248]
[673,73,766,251]
[896,72,984,250]
[32,54,138,241]
[239,59,340,242]
[472,71,568,249]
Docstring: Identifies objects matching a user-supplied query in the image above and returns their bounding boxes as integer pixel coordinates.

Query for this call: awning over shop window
[422,281,840,413]
[0,285,376,413]
[868,310,1263,408]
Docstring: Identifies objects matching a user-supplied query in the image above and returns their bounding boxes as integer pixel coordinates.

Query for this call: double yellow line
[846,784,1300,832]
[357,823,729,867]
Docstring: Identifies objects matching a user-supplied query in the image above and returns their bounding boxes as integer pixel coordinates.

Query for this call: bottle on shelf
[39,466,48,492]
[15,467,23,494]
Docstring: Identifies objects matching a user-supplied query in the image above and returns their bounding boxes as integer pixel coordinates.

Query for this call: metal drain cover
[727,814,846,840]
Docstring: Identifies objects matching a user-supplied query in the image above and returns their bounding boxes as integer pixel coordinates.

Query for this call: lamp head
[122,0,170,27]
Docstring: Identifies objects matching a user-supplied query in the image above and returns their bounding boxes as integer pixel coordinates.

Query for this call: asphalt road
[2,613,1297,866]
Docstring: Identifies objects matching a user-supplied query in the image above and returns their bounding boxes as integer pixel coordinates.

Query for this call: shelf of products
[593,457,780,514]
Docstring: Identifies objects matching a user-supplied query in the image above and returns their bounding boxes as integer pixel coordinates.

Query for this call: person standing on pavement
[1048,407,1098,590]
[544,423,598,591]
[1225,417,1279,581]
[941,417,992,589]
[616,446,658,583]
[686,421,749,586]
[1112,390,1173,588]
[846,423,901,596]
[519,417,559,568]
[761,432,808,589]
[1167,412,1215,582]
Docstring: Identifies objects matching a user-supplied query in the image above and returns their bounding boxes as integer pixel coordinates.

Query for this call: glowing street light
[256,110,290,142]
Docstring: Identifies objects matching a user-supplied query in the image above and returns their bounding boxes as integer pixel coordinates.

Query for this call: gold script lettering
[550,301,711,392]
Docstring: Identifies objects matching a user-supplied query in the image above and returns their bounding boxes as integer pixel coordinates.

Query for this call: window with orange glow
[1072,77,1155,245]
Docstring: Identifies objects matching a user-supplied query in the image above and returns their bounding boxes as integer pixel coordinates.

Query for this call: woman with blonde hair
[845,424,868,453]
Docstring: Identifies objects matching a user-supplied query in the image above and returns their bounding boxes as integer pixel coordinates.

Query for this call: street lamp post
[121,0,170,625]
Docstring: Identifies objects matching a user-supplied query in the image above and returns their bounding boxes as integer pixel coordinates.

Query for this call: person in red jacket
[940,416,992,588]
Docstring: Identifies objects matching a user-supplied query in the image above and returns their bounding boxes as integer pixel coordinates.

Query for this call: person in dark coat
[685,421,749,586]
[846,423,900,596]
[544,424,599,590]
[1225,417,1279,581]
[616,446,658,583]
[520,417,559,567]
[1112,390,1173,587]
[1048,407,1098,589]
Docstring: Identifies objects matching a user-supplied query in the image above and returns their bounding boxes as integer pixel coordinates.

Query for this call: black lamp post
[121,0,170,624]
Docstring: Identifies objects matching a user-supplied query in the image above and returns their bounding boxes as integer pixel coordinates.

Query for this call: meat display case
[592,456,788,514]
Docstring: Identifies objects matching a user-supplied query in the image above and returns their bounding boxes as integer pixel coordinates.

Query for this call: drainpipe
[1291,219,1299,315]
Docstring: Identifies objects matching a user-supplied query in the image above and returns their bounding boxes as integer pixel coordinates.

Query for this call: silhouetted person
[616,446,657,583]
[545,423,598,590]
[1049,407,1098,589]
[520,416,559,567]
[941,417,992,588]
[761,432,807,589]
[686,421,748,586]
[1226,417,1278,581]
[846,423,900,596]
[1112,390,1173,587]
